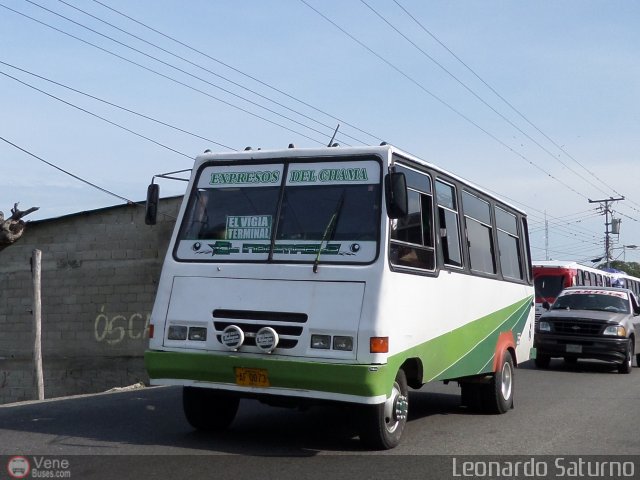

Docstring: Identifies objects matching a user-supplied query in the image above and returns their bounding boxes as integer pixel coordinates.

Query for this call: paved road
[1,359,639,478]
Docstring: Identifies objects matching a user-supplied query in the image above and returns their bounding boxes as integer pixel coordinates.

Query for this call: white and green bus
[144,144,534,449]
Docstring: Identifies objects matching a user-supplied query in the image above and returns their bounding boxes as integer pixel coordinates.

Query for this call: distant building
[0,197,181,404]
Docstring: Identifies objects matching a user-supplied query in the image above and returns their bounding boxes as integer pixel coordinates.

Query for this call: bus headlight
[333,336,354,351]
[168,325,188,340]
[311,334,331,349]
[188,327,207,341]
[603,325,626,336]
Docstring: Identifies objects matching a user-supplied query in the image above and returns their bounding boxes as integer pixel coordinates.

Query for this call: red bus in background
[533,261,613,319]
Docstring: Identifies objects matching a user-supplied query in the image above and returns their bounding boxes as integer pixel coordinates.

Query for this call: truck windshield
[552,292,630,313]
[175,158,381,263]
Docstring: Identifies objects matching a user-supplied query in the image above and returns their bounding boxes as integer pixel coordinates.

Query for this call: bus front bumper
[144,350,392,404]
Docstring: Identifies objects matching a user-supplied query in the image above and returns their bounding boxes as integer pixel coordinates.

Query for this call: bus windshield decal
[198,164,284,189]
[289,167,368,184]
[210,170,280,186]
[226,215,272,240]
[286,161,379,186]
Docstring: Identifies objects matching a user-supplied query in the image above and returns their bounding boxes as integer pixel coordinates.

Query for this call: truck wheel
[485,350,514,414]
[534,354,550,369]
[183,387,239,431]
[618,339,634,374]
[359,369,409,450]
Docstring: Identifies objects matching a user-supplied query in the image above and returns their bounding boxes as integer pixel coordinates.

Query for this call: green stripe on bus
[387,296,533,381]
[146,296,532,399]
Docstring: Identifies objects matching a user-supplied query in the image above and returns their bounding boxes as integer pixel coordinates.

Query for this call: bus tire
[460,382,485,412]
[534,354,550,369]
[359,369,409,450]
[618,339,633,374]
[485,350,514,414]
[183,386,239,431]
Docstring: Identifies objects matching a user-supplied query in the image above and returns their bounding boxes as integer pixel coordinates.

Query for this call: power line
[0,60,237,152]
[0,69,194,159]
[360,0,612,199]
[0,2,328,147]
[298,0,590,201]
[56,0,369,147]
[22,0,345,147]
[0,136,135,205]
[392,0,640,214]
[88,0,385,145]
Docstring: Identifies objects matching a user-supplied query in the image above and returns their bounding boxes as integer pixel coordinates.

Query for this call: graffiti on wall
[94,306,151,345]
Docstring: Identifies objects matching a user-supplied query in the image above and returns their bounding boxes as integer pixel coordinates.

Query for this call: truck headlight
[538,321,551,332]
[603,325,626,336]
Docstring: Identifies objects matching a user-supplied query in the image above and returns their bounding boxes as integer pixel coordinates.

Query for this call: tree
[607,260,640,278]
[0,203,39,251]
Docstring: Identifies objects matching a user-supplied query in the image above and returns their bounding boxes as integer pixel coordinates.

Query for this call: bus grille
[212,309,308,350]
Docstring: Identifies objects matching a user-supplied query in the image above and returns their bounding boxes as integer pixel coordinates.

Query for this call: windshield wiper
[313,191,345,273]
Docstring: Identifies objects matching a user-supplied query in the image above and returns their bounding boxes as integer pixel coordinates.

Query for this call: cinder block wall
[0,197,181,404]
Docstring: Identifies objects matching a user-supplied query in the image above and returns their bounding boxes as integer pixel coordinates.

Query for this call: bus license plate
[235,367,270,387]
[566,344,582,353]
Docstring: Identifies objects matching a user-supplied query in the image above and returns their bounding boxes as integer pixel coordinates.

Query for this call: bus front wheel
[359,369,409,450]
[183,386,239,431]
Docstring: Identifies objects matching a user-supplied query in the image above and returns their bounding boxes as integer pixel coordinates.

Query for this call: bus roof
[533,260,605,274]
[194,144,527,216]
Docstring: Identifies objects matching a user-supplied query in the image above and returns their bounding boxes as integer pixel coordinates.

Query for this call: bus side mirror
[542,301,550,311]
[145,183,159,225]
[385,172,408,219]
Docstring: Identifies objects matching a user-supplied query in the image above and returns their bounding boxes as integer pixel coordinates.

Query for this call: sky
[1,0,639,264]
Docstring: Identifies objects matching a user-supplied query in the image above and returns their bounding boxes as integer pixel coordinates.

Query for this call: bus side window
[435,179,463,268]
[389,165,435,271]
[495,206,523,280]
[462,190,496,275]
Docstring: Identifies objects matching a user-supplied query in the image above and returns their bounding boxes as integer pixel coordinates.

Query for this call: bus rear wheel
[183,386,239,431]
[359,369,409,450]
[461,351,515,414]
[486,350,515,414]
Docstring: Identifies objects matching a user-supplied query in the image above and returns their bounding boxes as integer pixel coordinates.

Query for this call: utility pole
[588,196,624,269]
[31,249,44,400]
[544,211,549,260]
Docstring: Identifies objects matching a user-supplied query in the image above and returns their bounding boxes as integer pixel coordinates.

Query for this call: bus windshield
[175,158,381,263]
[534,275,566,299]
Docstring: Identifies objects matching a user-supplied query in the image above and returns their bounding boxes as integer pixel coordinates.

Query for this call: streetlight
[612,244,637,262]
